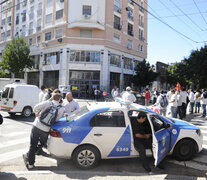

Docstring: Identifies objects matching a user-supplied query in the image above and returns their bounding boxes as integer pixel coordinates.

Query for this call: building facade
[0,0,147,98]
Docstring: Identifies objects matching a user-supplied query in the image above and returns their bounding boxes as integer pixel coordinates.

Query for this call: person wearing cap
[122,86,136,102]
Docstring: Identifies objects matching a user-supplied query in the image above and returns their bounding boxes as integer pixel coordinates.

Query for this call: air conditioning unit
[57,38,62,43]
[117,9,122,13]
[60,0,64,2]
[118,25,122,30]
[84,14,91,19]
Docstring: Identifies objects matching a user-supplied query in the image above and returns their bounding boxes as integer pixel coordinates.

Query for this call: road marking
[203,136,207,141]
[198,126,207,130]
[0,137,29,149]
[201,129,207,134]
[0,148,28,164]
[203,144,207,149]
[0,131,29,137]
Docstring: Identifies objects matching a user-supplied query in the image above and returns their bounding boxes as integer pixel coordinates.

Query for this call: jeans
[28,126,49,165]
[145,100,150,106]
[194,102,200,113]
[159,109,166,116]
[177,106,183,119]
[182,103,186,118]
[190,102,194,114]
[201,104,206,117]
[170,106,177,118]
[134,139,152,168]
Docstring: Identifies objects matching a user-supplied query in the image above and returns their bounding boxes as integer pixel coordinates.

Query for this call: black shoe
[157,164,165,170]
[36,148,46,155]
[143,164,152,173]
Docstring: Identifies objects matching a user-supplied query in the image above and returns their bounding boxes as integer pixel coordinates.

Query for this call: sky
[147,0,207,65]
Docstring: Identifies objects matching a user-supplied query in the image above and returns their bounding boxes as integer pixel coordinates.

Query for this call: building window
[7,16,11,24]
[47,0,52,5]
[46,13,52,24]
[139,15,144,27]
[55,29,62,39]
[110,54,121,67]
[114,15,121,30]
[37,2,42,16]
[22,0,27,7]
[16,14,19,25]
[56,9,63,20]
[124,57,133,70]
[139,29,144,41]
[45,32,51,41]
[44,52,60,65]
[29,38,32,45]
[139,0,144,13]
[36,19,41,31]
[80,29,92,38]
[127,7,134,21]
[1,19,5,26]
[127,39,133,49]
[128,23,133,36]
[138,44,144,52]
[113,33,120,43]
[1,32,5,41]
[29,6,34,20]
[7,30,11,37]
[29,22,33,35]
[22,10,26,22]
[37,36,41,43]
[16,0,20,10]
[70,50,100,63]
[8,2,12,12]
[82,5,91,15]
[114,0,122,13]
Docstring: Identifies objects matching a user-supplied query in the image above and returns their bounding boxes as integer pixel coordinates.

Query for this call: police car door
[90,110,131,157]
[147,114,171,166]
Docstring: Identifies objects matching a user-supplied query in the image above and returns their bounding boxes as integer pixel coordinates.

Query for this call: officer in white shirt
[63,92,80,115]
[122,86,136,103]
[169,89,177,118]
[180,87,187,118]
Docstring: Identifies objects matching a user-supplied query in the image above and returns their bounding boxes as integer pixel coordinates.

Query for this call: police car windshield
[66,106,89,122]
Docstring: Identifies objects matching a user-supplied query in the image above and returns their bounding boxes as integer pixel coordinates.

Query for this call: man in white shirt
[180,87,187,118]
[177,91,183,119]
[154,90,168,116]
[200,89,207,118]
[39,85,46,103]
[122,86,136,103]
[63,92,80,115]
[169,89,177,118]
[188,89,195,114]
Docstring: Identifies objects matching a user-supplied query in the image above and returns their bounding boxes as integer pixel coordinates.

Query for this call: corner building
[0,0,147,98]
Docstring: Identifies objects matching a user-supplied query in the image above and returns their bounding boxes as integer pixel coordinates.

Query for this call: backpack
[40,102,61,127]
[0,114,3,125]
[160,95,168,108]
[203,91,207,99]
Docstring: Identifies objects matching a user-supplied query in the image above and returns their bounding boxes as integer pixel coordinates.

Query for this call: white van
[0,83,40,117]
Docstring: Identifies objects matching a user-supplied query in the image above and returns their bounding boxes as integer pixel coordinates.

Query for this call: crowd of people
[148,87,207,119]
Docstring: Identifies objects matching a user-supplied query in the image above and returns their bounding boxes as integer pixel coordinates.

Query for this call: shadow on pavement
[0,172,26,180]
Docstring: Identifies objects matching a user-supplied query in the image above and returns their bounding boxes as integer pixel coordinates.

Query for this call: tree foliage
[133,59,158,89]
[167,45,207,89]
[0,36,32,78]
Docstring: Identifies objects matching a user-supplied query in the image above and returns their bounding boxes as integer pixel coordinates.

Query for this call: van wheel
[173,139,195,161]
[22,106,32,117]
[8,112,16,117]
[72,145,100,170]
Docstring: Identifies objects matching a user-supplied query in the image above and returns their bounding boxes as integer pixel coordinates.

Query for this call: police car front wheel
[173,139,196,161]
[72,145,100,170]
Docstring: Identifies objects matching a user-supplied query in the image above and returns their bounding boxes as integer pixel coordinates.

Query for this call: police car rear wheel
[22,106,32,117]
[173,139,195,161]
[72,145,100,170]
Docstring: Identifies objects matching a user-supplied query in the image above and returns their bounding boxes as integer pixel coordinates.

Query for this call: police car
[47,99,203,169]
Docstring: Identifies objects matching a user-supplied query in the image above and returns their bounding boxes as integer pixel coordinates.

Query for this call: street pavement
[0,100,207,179]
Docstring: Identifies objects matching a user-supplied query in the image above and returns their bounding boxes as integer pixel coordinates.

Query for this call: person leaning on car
[122,86,136,102]
[23,93,65,170]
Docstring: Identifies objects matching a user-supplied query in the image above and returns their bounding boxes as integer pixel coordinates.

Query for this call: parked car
[0,83,40,117]
[47,99,203,169]
[131,91,145,105]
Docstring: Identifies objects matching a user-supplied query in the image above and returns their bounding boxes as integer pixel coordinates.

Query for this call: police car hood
[170,118,199,130]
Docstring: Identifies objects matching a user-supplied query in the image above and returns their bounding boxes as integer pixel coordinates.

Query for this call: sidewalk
[0,170,206,180]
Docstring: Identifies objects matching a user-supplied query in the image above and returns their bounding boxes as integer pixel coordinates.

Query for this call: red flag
[176,82,181,90]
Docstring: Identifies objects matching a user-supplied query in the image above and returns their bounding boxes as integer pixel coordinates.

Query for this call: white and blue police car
[47,100,203,169]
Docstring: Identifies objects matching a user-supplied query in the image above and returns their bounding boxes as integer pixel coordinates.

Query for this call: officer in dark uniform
[132,112,152,173]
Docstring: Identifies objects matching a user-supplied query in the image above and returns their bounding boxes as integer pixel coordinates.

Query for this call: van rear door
[1,87,14,111]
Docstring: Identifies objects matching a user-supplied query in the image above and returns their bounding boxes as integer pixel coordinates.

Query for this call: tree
[0,36,32,78]
[133,59,158,90]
